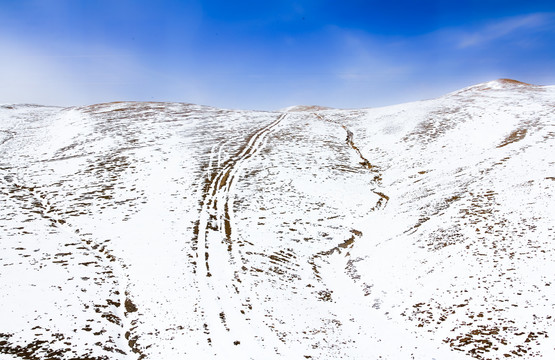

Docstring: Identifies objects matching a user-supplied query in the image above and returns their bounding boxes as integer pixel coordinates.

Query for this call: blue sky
[1,0,554,110]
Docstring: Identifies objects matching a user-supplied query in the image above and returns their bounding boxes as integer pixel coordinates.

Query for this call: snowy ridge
[0,80,554,359]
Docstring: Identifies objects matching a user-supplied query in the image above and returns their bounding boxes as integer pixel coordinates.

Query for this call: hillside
[1,79,554,359]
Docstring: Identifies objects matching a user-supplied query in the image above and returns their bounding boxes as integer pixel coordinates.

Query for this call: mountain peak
[452,78,538,95]
[495,78,532,86]
[281,105,334,112]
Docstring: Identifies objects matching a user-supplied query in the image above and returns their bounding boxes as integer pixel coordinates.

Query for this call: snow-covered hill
[1,79,553,359]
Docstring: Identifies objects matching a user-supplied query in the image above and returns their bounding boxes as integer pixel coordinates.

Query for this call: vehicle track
[193,113,287,357]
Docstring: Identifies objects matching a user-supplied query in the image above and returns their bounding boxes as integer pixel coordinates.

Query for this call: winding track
[193,113,287,357]
[0,130,15,147]
[314,112,390,209]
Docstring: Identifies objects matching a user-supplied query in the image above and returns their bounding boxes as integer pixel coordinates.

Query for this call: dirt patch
[497,129,527,148]
[497,79,532,86]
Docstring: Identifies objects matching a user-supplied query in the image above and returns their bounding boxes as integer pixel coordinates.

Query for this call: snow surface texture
[0,79,554,359]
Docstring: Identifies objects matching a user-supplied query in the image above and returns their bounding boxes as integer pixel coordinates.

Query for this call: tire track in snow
[193,114,287,357]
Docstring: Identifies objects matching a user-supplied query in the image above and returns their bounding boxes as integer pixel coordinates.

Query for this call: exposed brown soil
[497,129,528,148]
[497,79,532,86]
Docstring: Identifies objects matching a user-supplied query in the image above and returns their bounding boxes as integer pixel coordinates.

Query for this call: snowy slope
[0,79,553,359]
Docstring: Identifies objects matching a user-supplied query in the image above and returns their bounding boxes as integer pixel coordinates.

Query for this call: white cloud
[0,35,141,105]
[0,38,72,105]
[458,13,555,48]
[0,33,201,106]
[331,28,413,81]
[0,30,222,108]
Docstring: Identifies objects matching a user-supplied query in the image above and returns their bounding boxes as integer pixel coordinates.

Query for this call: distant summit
[281,105,334,112]
[496,78,532,86]
[454,78,537,94]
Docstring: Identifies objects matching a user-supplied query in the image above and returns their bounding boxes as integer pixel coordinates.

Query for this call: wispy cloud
[330,28,412,81]
[0,36,76,105]
[458,13,555,48]
[0,34,187,106]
